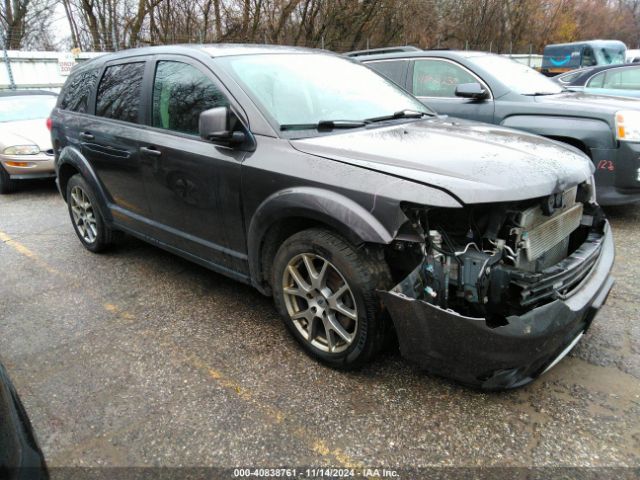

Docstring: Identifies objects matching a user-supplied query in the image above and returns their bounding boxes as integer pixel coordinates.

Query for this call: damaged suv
[50,45,614,389]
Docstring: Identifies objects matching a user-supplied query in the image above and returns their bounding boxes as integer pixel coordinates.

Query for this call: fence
[0,51,105,91]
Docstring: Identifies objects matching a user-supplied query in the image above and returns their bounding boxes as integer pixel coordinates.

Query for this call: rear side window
[96,62,145,123]
[601,67,640,90]
[151,60,228,135]
[558,70,584,84]
[368,60,408,87]
[59,68,99,113]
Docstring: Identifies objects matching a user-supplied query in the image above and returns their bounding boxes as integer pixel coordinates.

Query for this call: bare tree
[1,0,57,49]
[51,0,639,54]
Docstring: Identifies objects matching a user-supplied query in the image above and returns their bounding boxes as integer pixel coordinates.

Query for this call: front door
[410,58,495,124]
[138,57,247,274]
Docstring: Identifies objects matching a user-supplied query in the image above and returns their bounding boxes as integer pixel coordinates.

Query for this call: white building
[0,51,105,91]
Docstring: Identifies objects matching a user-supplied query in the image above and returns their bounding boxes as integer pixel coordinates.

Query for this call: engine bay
[387,181,607,323]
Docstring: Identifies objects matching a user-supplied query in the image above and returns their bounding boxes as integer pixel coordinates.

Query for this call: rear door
[137,55,247,273]
[80,59,152,228]
[410,58,495,123]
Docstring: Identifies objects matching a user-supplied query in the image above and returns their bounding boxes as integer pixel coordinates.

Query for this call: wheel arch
[56,146,112,223]
[500,115,615,151]
[248,187,396,295]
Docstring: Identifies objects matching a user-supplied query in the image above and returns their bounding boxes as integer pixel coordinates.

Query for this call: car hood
[533,91,640,114]
[0,119,52,152]
[290,118,594,205]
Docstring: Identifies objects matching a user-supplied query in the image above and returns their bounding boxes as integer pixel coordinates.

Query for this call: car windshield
[470,55,564,95]
[218,53,433,130]
[594,46,626,65]
[0,95,57,122]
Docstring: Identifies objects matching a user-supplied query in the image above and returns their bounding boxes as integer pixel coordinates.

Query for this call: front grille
[45,149,54,156]
[522,202,583,262]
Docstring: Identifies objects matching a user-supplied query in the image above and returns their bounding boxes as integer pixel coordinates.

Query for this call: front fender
[247,187,397,291]
[500,115,615,150]
[56,146,112,223]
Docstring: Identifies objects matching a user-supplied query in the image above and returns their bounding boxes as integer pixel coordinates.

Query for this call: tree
[1,0,57,49]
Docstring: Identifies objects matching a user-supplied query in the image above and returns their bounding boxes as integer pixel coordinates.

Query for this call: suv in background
[352,48,640,205]
[50,45,613,389]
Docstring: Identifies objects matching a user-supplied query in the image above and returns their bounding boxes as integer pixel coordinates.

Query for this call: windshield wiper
[365,109,432,123]
[280,120,367,132]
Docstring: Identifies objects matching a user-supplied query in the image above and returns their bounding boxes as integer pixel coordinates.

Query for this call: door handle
[140,146,162,157]
[80,132,94,140]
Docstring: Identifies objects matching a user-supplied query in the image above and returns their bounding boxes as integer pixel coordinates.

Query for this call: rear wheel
[0,165,17,194]
[66,174,115,253]
[272,228,391,369]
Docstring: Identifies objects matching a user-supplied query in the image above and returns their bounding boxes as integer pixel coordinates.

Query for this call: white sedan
[0,90,57,193]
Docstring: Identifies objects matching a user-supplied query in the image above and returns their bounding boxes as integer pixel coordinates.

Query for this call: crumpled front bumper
[379,221,615,390]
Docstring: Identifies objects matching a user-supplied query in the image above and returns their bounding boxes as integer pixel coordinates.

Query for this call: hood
[534,91,640,114]
[0,119,52,152]
[290,118,594,205]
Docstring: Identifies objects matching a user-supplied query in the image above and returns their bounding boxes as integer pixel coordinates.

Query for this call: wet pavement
[1,179,639,473]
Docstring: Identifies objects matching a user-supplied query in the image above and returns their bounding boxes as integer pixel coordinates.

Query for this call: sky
[51,3,73,49]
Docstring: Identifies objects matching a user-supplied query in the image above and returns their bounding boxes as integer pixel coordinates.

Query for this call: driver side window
[412,59,476,98]
[152,61,229,135]
[587,72,606,88]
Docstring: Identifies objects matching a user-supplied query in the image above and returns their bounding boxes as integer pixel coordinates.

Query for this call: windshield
[594,46,626,65]
[0,95,57,122]
[470,55,563,95]
[218,53,432,130]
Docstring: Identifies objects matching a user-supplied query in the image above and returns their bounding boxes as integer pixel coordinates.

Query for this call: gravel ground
[0,179,638,477]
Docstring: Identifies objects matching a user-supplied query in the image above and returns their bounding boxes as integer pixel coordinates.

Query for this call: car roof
[352,49,490,62]
[544,39,626,49]
[68,43,326,75]
[0,89,57,97]
[561,63,640,85]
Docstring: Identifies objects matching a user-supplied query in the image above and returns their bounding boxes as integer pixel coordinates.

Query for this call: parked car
[626,48,640,63]
[0,361,48,479]
[540,40,626,76]
[353,48,640,205]
[0,90,57,194]
[50,45,614,389]
[555,64,640,98]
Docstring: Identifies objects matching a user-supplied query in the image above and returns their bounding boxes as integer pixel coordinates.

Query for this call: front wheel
[66,174,115,253]
[0,165,17,194]
[272,228,391,369]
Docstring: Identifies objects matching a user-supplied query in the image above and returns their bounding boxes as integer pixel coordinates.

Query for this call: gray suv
[352,48,640,205]
[50,45,614,389]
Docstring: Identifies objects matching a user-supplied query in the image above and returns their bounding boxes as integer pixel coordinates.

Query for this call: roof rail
[345,46,422,57]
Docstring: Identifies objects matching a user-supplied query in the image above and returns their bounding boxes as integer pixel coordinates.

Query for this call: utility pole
[1,30,16,90]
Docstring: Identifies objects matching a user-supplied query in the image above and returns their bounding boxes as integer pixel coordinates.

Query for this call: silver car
[0,90,57,193]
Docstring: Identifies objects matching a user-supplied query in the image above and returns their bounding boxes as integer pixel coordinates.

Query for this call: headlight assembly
[615,110,640,142]
[3,145,40,155]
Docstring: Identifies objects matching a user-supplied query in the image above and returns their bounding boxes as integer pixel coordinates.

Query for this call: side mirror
[199,106,246,147]
[455,82,489,100]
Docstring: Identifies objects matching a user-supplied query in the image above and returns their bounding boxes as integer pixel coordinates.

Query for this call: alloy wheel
[70,186,98,244]
[282,253,358,353]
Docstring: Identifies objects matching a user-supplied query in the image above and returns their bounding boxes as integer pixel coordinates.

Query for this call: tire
[272,228,392,369]
[0,165,17,194]
[66,174,114,253]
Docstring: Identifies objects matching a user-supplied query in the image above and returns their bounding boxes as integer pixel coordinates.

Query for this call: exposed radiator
[522,203,583,262]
